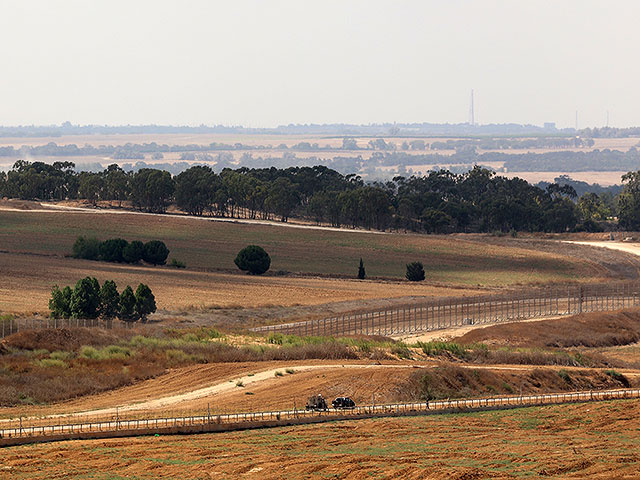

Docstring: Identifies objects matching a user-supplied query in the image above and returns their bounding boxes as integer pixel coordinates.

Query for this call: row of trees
[49,278,156,322]
[3,160,639,233]
[72,236,170,265]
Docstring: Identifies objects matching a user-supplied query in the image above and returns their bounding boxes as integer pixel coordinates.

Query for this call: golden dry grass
[0,252,478,315]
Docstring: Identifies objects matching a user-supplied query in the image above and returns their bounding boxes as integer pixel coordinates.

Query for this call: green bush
[406,261,425,282]
[36,358,68,368]
[50,351,74,361]
[234,245,271,275]
[416,341,467,357]
[143,240,169,265]
[72,236,101,260]
[99,238,128,263]
[123,240,145,263]
[169,258,186,268]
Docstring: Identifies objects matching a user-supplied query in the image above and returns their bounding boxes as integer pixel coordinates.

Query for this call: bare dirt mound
[3,327,125,352]
[455,309,640,348]
[400,363,633,400]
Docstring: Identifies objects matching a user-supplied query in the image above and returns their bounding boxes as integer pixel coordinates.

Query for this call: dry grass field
[2,400,640,479]
[0,206,620,315]
[0,208,611,282]
[0,251,475,315]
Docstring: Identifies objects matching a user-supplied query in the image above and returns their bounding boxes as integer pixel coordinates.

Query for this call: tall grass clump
[416,341,468,357]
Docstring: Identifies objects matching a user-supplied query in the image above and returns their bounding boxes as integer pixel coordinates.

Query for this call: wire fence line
[253,281,640,337]
[3,281,640,340]
[1,388,639,445]
[0,316,153,340]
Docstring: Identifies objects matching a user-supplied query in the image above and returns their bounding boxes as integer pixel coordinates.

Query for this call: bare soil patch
[455,309,640,348]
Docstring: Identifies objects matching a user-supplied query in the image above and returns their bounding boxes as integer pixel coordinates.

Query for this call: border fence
[1,388,639,446]
[253,281,640,337]
[0,316,152,340]
[3,281,640,340]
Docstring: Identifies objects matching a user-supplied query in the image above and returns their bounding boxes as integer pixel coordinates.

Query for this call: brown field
[0,207,620,316]
[0,251,475,316]
[2,399,640,479]
[0,207,613,282]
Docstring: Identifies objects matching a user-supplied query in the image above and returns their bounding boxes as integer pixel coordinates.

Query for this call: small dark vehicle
[306,394,328,411]
[332,397,356,409]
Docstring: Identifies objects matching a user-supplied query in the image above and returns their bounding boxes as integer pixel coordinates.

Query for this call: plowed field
[2,399,640,479]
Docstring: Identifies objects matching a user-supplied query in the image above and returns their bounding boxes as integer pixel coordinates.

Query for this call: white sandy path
[564,240,640,257]
[0,202,386,235]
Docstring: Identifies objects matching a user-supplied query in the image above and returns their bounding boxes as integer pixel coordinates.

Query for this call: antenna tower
[469,89,475,126]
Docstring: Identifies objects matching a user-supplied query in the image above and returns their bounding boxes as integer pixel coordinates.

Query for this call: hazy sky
[1,0,639,128]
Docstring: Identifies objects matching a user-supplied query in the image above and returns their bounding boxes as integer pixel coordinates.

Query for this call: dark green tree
[142,240,169,265]
[406,261,426,282]
[70,276,101,318]
[103,164,130,207]
[134,283,157,322]
[234,245,271,275]
[618,171,640,230]
[130,168,175,213]
[99,238,129,262]
[175,165,217,215]
[49,285,72,319]
[119,285,137,322]
[72,236,101,260]
[357,258,366,280]
[77,172,104,206]
[122,240,145,263]
[99,280,120,319]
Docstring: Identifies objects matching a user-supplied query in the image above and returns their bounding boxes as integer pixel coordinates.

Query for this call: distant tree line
[4,160,630,233]
[72,237,169,265]
[49,277,156,322]
[429,137,595,151]
[578,127,640,138]
[0,141,268,159]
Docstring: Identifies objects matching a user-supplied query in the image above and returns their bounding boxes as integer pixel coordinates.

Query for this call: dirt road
[566,240,640,257]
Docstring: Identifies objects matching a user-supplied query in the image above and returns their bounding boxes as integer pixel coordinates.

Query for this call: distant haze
[1,0,639,128]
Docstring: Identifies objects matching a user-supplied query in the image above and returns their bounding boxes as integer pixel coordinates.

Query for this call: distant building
[543,122,556,130]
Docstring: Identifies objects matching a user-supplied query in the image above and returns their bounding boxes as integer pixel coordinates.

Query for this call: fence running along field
[3,281,640,340]
[253,281,640,337]
[1,388,639,446]
[0,316,153,340]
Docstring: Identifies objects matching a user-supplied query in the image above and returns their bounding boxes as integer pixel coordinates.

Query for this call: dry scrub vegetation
[2,309,640,407]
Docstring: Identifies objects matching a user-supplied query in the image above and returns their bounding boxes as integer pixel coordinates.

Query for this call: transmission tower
[469,89,475,126]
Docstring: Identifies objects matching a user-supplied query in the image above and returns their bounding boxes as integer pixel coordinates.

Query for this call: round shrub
[142,240,169,265]
[234,245,271,275]
[100,238,129,262]
[72,236,101,260]
[123,240,145,263]
[405,261,425,282]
